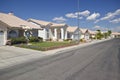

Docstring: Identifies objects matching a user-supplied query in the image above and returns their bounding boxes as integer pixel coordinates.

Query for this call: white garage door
[0,31,4,46]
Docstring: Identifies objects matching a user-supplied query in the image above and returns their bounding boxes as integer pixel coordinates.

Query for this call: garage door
[0,31,4,46]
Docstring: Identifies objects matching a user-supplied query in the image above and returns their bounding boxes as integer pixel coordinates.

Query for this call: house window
[8,30,17,38]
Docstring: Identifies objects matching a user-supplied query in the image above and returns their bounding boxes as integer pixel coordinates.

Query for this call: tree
[107,30,112,36]
[103,32,108,39]
[95,30,103,40]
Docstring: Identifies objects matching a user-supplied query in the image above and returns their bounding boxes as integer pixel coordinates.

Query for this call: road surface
[0,38,120,80]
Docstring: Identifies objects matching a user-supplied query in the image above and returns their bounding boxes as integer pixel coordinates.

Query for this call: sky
[0,0,120,32]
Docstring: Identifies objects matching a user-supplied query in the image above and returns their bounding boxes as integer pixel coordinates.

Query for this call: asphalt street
[0,38,120,80]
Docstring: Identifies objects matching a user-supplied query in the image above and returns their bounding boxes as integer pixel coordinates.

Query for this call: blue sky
[0,0,120,32]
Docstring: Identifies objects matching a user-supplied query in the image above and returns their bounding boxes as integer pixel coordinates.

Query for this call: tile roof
[0,13,41,29]
[51,23,67,28]
[28,19,67,28]
[28,18,52,27]
[112,32,120,35]
[67,26,78,32]
[79,28,87,34]
[88,30,97,34]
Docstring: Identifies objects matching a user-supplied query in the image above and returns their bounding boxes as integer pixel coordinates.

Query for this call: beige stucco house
[88,30,97,39]
[28,19,68,41]
[79,28,88,40]
[0,12,41,45]
[111,32,120,38]
[67,26,80,41]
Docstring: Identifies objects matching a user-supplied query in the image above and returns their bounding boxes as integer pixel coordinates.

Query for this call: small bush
[80,39,86,43]
[38,37,43,42]
[64,39,72,41]
[11,37,27,45]
[29,37,43,42]
[29,37,39,42]
[80,39,84,42]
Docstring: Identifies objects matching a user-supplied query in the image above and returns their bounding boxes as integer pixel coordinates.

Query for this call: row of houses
[0,12,119,45]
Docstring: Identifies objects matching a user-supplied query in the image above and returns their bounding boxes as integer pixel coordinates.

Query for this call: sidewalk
[0,39,110,70]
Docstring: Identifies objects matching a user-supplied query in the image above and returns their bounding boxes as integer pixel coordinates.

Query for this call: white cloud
[94,19,100,23]
[52,16,66,23]
[65,10,90,19]
[94,9,120,23]
[100,12,115,20]
[110,18,120,23]
[75,10,90,17]
[101,9,120,21]
[65,13,77,18]
[93,25,108,31]
[87,13,100,20]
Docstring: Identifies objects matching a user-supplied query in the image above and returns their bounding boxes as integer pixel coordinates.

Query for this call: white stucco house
[111,32,120,38]
[67,26,80,41]
[80,28,96,40]
[0,12,41,46]
[28,19,68,41]
[79,28,88,40]
[88,30,97,39]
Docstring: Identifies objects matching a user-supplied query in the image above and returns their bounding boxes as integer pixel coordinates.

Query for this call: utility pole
[77,0,80,28]
[77,0,80,42]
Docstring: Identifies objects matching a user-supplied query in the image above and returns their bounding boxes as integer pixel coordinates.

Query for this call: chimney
[8,11,14,15]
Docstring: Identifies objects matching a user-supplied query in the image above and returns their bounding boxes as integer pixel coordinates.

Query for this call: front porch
[50,27,67,41]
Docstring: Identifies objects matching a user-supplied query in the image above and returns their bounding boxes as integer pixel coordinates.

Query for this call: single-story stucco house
[0,12,41,45]
[27,18,68,41]
[111,32,120,38]
[87,30,97,39]
[79,28,88,40]
[67,26,80,41]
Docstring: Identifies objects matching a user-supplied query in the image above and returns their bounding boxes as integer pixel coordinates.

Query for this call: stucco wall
[0,22,7,45]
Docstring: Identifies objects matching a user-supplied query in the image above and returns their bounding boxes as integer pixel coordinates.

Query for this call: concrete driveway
[0,46,46,69]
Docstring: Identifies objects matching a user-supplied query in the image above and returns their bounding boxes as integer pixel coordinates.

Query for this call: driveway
[0,46,46,69]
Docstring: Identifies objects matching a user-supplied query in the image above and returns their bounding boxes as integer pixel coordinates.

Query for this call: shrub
[64,39,72,41]
[29,37,43,42]
[29,37,39,42]
[80,39,86,43]
[38,37,43,42]
[80,39,84,42]
[11,37,27,45]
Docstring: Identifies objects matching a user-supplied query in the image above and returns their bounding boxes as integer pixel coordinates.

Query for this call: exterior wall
[0,22,7,45]
[31,29,38,37]
[67,29,80,41]
[73,29,80,41]
[18,29,24,37]
[7,29,19,39]
[112,34,120,38]
[80,34,85,39]
[50,26,68,41]
[38,27,50,41]
[84,32,90,40]
[28,21,50,41]
[67,32,73,39]
[38,29,46,41]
